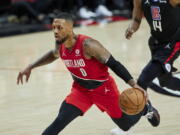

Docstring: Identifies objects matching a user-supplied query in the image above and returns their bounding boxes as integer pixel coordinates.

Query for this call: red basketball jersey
[59,34,109,81]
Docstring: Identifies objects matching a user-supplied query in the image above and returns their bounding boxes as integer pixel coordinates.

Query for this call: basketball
[119,88,146,115]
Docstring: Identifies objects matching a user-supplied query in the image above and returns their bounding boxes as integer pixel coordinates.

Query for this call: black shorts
[148,36,180,73]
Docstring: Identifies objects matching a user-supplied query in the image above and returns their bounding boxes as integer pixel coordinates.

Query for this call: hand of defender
[133,84,149,103]
[17,66,32,85]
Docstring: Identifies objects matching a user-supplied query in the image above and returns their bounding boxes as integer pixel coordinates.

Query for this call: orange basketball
[119,88,146,115]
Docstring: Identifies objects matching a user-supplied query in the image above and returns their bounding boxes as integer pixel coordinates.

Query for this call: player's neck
[64,34,77,51]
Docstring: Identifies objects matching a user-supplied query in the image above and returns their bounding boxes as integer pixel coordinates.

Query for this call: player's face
[52,19,73,43]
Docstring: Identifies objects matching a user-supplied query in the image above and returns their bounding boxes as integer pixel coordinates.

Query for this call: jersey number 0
[80,68,87,77]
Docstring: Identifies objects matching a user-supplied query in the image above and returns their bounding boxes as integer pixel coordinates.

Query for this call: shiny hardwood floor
[0,19,180,135]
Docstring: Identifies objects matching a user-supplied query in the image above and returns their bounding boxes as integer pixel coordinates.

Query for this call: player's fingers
[143,91,148,99]
[135,86,147,97]
[125,29,130,39]
[17,73,22,85]
[141,90,148,103]
[141,90,147,98]
[125,30,133,39]
[20,75,23,84]
[17,75,19,85]
[130,29,134,33]
[26,73,30,82]
[134,85,148,103]
[140,88,147,96]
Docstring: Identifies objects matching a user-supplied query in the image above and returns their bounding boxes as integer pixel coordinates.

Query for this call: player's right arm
[125,0,143,39]
[170,0,180,6]
[84,38,147,99]
[84,38,147,93]
[17,43,60,85]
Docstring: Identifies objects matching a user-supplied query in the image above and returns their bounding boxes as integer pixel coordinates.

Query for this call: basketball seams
[134,89,140,113]
[119,88,146,115]
[135,89,146,110]
[120,102,139,109]
[124,90,137,106]
[119,94,138,112]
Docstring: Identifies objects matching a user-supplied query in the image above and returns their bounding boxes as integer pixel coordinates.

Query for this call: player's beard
[56,36,68,45]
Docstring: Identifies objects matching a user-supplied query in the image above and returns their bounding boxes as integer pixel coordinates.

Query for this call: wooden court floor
[0,20,180,135]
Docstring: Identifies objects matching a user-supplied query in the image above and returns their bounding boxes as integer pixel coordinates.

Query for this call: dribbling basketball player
[17,13,159,135]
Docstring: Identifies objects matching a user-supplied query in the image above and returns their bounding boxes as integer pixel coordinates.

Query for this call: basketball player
[17,13,159,135]
[125,0,180,95]
[111,2,180,134]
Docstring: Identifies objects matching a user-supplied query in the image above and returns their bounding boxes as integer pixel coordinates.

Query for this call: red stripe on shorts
[164,42,180,64]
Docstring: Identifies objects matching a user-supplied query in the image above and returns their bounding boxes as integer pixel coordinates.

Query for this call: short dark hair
[55,12,73,22]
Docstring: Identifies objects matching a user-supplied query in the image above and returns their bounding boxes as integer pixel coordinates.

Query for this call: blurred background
[0,0,133,37]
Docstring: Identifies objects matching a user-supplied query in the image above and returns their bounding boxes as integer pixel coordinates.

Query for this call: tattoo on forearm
[133,17,141,24]
[84,38,110,64]
[31,50,58,69]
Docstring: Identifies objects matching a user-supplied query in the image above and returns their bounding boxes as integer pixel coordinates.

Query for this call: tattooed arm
[170,0,180,6]
[29,43,60,69]
[83,38,140,88]
[125,0,143,39]
[17,43,60,84]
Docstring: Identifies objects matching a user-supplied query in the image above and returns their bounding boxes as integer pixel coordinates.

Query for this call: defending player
[125,0,180,96]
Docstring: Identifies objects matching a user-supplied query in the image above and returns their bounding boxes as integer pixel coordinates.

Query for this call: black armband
[105,55,133,83]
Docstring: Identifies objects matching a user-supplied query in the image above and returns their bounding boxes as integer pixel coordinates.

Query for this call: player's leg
[137,61,161,127]
[148,41,180,96]
[158,73,180,90]
[42,100,82,135]
[110,103,160,135]
[149,72,180,97]
[109,91,148,134]
[92,76,146,134]
[157,41,180,90]
[137,60,163,90]
[111,110,144,131]
[42,86,93,135]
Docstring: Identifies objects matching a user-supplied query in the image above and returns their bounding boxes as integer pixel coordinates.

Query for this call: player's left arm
[168,0,180,45]
[170,0,180,6]
[83,38,141,88]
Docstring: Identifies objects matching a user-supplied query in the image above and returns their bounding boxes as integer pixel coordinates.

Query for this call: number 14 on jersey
[153,20,162,32]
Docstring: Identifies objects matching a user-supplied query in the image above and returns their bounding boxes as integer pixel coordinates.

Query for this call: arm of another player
[167,0,180,46]
[83,38,147,95]
[17,43,60,85]
[125,0,143,39]
[170,0,180,6]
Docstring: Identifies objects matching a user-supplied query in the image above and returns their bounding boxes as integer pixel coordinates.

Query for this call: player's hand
[133,84,149,103]
[17,65,32,85]
[125,25,135,40]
